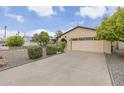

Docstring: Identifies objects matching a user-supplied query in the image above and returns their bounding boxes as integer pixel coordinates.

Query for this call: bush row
[57,42,66,53]
[46,45,58,55]
[28,45,42,59]
[27,42,66,59]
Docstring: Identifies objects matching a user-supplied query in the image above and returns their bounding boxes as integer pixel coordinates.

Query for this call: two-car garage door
[71,40,111,53]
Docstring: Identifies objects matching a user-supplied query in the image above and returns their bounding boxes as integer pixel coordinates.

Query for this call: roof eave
[57,26,96,38]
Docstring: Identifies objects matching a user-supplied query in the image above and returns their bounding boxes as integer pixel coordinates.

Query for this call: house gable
[58,26,96,41]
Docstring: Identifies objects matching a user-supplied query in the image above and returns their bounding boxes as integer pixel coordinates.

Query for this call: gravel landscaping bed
[106,53,124,86]
[0,49,44,71]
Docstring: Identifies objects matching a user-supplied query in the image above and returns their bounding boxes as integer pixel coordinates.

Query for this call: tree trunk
[42,47,46,58]
[116,41,119,50]
[111,41,113,53]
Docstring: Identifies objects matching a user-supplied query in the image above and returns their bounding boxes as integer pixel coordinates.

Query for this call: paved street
[0,51,112,85]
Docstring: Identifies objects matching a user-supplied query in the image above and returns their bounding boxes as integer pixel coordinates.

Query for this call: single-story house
[23,36,37,46]
[57,26,111,54]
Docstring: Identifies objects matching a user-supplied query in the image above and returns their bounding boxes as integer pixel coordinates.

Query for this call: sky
[0,6,118,38]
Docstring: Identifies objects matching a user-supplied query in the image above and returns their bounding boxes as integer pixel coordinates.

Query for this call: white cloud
[27,6,56,16]
[76,6,106,19]
[76,6,118,19]
[59,6,65,12]
[27,29,55,37]
[3,7,24,22]
[0,29,24,40]
[105,7,118,16]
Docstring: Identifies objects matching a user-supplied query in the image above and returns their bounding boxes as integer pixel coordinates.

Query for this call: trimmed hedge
[46,45,57,55]
[28,45,42,59]
[57,47,64,53]
[57,42,66,53]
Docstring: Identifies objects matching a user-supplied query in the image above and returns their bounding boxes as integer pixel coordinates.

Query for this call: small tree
[6,36,24,47]
[32,31,49,57]
[32,32,49,47]
[37,31,49,47]
[56,31,63,37]
[96,7,124,50]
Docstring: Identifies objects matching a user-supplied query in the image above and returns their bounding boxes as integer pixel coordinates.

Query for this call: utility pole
[4,25,7,40]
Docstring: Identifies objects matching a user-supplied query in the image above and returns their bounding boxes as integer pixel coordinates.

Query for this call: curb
[105,54,117,86]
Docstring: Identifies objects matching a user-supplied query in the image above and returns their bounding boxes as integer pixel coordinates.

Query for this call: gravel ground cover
[106,53,124,86]
[0,49,43,71]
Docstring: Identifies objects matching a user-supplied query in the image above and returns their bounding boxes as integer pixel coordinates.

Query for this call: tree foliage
[32,33,39,42]
[96,7,124,42]
[32,31,49,47]
[56,31,63,37]
[57,42,66,52]
[6,36,24,47]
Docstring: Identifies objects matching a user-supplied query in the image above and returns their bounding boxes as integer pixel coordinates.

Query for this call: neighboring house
[57,26,111,53]
[49,36,57,43]
[23,36,37,46]
[24,36,32,42]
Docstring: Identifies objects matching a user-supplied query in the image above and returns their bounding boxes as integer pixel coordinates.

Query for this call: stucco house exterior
[57,26,111,54]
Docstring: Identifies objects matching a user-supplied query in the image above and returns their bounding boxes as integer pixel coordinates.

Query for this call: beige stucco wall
[58,27,111,53]
[58,28,96,41]
[103,40,111,54]
[118,41,124,50]
[111,41,124,50]
[58,27,96,51]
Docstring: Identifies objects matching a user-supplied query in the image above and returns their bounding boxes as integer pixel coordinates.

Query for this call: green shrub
[6,36,24,47]
[57,42,66,53]
[57,47,64,52]
[28,45,42,59]
[46,45,57,55]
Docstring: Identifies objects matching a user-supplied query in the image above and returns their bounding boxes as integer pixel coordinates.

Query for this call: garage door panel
[72,40,104,53]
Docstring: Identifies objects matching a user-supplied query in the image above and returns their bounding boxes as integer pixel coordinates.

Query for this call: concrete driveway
[0,51,112,85]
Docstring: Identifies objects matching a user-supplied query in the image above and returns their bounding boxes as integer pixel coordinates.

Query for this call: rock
[0,58,8,67]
